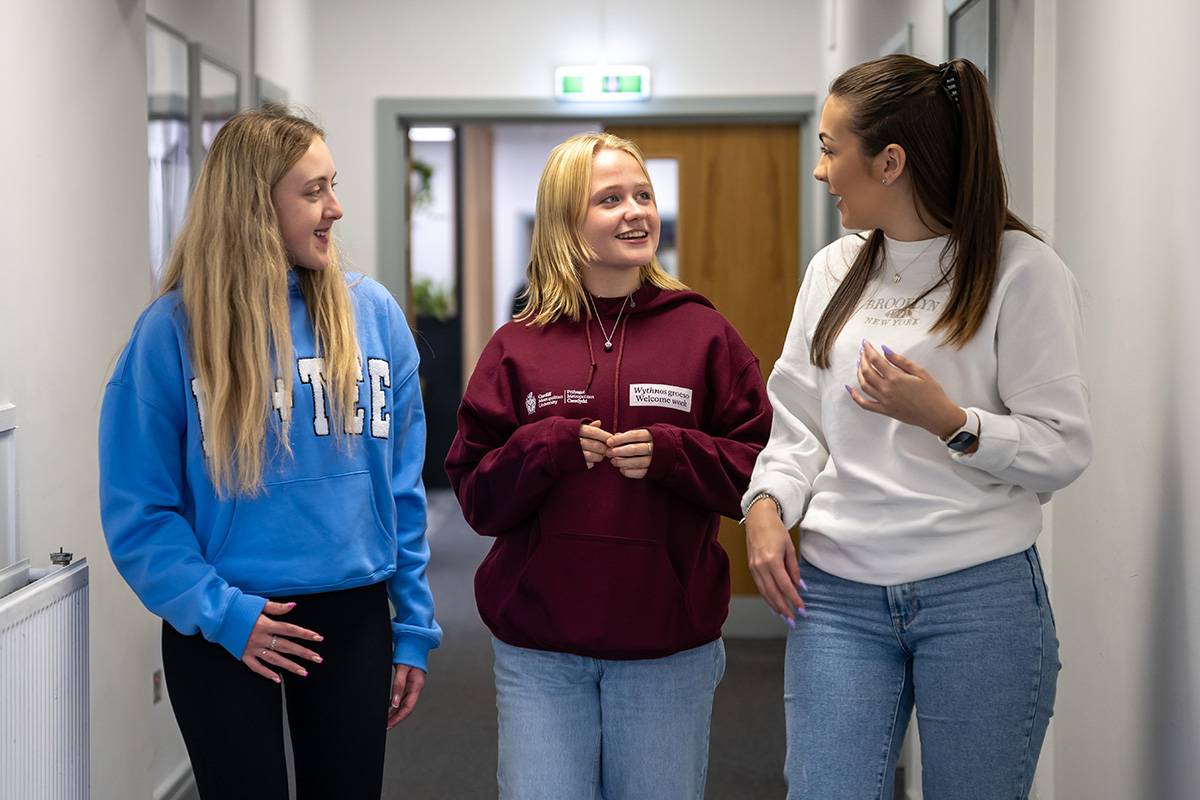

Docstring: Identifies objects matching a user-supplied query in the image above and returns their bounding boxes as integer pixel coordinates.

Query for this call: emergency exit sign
[555,66,652,102]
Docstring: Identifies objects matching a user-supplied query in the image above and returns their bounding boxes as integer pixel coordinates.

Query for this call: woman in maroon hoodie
[446,132,771,799]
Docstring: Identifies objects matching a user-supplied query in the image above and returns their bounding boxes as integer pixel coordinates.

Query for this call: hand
[745,499,805,622]
[387,664,426,729]
[606,429,654,479]
[240,601,324,683]
[846,341,966,437]
[580,420,613,470]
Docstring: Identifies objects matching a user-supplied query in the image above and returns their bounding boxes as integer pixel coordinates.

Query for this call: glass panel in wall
[199,58,240,155]
[146,20,190,285]
[409,127,458,320]
[645,158,679,277]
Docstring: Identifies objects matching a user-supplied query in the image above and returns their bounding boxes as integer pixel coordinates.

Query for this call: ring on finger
[269,635,278,651]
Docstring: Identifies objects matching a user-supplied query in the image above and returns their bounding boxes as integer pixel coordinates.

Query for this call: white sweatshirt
[743,231,1092,585]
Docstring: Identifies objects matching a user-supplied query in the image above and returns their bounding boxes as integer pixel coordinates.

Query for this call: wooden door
[605,123,800,597]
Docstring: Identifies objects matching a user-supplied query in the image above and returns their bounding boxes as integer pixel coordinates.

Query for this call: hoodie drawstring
[611,316,629,430]
[583,316,598,393]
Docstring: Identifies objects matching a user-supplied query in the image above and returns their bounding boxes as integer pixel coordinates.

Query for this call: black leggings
[161,582,393,800]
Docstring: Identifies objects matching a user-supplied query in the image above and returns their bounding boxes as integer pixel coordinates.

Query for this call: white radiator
[0,558,90,800]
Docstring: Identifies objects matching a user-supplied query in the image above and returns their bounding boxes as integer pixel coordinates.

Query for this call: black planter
[415,315,463,489]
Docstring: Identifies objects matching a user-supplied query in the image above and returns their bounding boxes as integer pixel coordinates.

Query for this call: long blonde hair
[158,106,360,496]
[516,132,685,325]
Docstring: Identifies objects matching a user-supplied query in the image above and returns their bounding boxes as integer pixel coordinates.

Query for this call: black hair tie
[937,61,961,109]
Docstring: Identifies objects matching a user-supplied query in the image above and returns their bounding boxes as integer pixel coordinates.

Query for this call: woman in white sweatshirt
[743,55,1092,799]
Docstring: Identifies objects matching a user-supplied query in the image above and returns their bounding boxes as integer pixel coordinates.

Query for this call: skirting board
[723,595,788,638]
[154,761,199,800]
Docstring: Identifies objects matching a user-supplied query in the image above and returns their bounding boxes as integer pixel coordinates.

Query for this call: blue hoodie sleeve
[99,312,266,661]
[384,300,442,670]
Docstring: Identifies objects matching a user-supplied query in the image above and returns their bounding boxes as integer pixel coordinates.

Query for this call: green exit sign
[555,66,652,102]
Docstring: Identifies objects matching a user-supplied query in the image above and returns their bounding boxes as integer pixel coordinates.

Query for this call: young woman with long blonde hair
[744,56,1092,798]
[446,132,772,799]
[100,107,440,799]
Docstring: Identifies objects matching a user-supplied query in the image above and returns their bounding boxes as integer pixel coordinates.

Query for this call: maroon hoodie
[445,284,771,659]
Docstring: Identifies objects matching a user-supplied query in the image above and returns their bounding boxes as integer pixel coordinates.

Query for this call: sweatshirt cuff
[645,424,680,481]
[392,633,434,671]
[546,417,591,475]
[213,591,268,660]
[741,473,807,530]
[950,407,1019,472]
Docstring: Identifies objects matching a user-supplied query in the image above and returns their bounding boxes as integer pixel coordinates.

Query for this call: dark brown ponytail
[810,55,1039,368]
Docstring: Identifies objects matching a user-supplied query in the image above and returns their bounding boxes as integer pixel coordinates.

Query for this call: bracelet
[740,492,782,525]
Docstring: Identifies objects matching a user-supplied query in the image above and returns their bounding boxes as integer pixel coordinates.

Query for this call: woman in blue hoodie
[99,106,440,799]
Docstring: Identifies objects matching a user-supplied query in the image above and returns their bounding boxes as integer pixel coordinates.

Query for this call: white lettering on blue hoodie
[99,272,441,669]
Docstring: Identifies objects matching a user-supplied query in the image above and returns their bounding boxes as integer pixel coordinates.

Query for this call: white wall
[0,1,189,797]
[311,0,823,282]
[255,0,316,107]
[1051,0,1200,796]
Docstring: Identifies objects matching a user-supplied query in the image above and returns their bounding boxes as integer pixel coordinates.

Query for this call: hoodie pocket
[503,531,690,656]
[208,470,391,593]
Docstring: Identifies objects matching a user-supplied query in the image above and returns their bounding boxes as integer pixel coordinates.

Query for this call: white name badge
[629,383,693,412]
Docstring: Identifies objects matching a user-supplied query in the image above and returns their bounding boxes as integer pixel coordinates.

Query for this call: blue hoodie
[99,272,441,669]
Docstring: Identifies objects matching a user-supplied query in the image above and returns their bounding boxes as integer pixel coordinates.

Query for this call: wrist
[934,404,968,440]
[742,492,783,524]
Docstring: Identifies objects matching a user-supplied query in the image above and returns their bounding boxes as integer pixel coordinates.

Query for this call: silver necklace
[887,237,939,283]
[587,293,632,352]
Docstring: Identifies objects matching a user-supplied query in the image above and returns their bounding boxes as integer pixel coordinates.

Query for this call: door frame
[376,95,818,314]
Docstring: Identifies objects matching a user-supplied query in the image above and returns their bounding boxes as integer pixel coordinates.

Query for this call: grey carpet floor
[382,490,787,799]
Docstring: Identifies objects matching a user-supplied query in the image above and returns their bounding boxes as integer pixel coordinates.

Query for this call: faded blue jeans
[491,637,726,800]
[785,547,1059,799]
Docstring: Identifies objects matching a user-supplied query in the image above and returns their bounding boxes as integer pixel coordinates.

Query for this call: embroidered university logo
[525,392,536,415]
[629,383,693,412]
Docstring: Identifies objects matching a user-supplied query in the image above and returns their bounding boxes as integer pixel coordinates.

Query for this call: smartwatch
[944,409,980,453]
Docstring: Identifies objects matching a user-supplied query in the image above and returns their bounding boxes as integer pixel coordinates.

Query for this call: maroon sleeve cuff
[645,424,681,481]
[546,417,590,476]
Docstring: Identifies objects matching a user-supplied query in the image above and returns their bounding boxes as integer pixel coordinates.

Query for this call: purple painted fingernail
[844,384,853,396]
[798,578,809,591]
[882,345,895,358]
[797,605,809,617]
[779,613,796,629]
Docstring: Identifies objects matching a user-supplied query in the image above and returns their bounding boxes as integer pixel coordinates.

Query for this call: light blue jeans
[491,637,726,800]
[785,547,1059,799]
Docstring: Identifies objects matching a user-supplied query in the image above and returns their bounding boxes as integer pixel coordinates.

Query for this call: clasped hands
[579,420,654,479]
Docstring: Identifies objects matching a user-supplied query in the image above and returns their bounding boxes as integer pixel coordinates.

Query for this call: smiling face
[271,135,342,271]
[580,147,660,278]
[813,95,891,232]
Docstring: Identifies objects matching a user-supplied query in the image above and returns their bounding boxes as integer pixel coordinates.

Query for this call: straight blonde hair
[158,106,360,496]
[516,132,685,326]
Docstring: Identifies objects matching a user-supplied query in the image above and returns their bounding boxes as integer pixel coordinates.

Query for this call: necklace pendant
[603,341,614,352]
[893,273,902,283]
